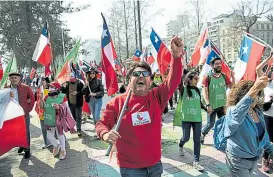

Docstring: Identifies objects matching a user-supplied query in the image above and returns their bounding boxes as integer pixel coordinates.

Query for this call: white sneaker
[59,150,66,160]
[53,145,60,156]
[193,161,204,171]
[179,147,184,156]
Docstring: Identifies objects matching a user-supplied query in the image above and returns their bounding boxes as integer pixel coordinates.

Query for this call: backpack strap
[208,72,226,86]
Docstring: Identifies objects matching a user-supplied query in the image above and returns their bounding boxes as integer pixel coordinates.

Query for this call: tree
[232,0,273,33]
[266,14,273,21]
[0,1,90,69]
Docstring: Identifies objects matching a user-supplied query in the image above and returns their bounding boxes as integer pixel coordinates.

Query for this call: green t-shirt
[208,75,226,109]
[181,87,202,122]
[44,93,65,127]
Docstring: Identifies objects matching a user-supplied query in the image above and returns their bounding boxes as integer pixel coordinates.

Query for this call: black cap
[9,72,21,77]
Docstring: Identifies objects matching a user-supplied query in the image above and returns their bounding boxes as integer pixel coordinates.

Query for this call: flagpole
[105,89,132,156]
[242,31,273,49]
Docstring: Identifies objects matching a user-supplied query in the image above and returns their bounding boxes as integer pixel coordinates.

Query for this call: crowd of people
[6,36,273,177]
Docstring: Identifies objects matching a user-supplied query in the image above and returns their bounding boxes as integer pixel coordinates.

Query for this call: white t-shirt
[263,81,273,117]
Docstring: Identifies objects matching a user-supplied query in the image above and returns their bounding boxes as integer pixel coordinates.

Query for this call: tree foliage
[0,1,90,69]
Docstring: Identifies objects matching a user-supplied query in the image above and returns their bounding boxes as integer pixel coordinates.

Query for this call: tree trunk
[133,1,138,49]
[123,0,129,59]
[137,0,142,50]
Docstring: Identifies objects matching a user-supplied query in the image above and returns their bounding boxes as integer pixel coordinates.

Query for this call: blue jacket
[225,95,273,158]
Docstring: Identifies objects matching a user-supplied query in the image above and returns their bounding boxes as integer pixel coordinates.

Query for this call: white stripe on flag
[233,59,247,83]
[197,63,212,88]
[32,35,48,62]
[103,43,115,69]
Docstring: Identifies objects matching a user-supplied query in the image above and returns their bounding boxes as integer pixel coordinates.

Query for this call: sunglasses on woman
[132,71,151,77]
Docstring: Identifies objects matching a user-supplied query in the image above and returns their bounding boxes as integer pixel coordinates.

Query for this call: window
[266,39,269,44]
[267,32,269,37]
[261,24,265,29]
[257,24,260,29]
[267,24,270,29]
[228,54,232,59]
[220,20,224,23]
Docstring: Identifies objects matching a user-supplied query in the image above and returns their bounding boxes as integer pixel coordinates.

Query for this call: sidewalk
[0,110,271,177]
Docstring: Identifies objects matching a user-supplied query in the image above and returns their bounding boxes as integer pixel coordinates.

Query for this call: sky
[62,0,242,41]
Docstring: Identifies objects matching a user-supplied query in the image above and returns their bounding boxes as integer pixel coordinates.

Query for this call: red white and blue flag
[198,39,211,65]
[0,89,28,155]
[101,13,118,96]
[190,29,208,67]
[32,23,52,66]
[150,28,171,75]
[233,35,266,82]
[133,49,142,62]
[197,40,231,87]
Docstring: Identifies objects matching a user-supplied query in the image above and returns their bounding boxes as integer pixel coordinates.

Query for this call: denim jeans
[179,121,202,162]
[88,97,103,124]
[263,115,273,159]
[202,106,225,136]
[225,151,258,177]
[40,120,50,146]
[120,161,163,177]
[69,104,82,131]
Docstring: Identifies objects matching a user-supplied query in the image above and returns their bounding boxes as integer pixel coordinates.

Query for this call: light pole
[61,29,70,61]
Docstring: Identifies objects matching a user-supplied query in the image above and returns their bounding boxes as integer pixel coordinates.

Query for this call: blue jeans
[201,106,225,136]
[120,161,163,177]
[179,122,202,162]
[40,120,50,146]
[225,151,258,177]
[88,97,103,123]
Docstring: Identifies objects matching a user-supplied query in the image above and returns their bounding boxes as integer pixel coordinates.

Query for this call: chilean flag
[234,35,266,82]
[133,49,142,62]
[150,28,171,75]
[190,29,208,67]
[101,13,118,96]
[32,23,52,66]
[198,39,211,65]
[0,89,28,156]
[197,46,231,88]
[147,52,155,65]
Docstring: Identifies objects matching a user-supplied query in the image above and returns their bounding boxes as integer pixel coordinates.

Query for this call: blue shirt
[225,95,273,158]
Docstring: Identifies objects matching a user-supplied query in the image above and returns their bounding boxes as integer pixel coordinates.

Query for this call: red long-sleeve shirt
[96,58,182,168]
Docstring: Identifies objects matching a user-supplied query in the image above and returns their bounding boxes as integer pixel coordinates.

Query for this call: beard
[213,67,222,73]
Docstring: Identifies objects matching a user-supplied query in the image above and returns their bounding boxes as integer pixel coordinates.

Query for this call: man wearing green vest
[200,57,235,144]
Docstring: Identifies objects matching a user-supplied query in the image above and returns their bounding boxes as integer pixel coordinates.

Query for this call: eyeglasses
[132,71,151,77]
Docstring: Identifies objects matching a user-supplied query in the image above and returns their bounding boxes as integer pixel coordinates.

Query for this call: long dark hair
[184,71,200,98]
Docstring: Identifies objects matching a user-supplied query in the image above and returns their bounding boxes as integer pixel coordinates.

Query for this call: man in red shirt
[9,72,35,159]
[96,37,183,177]
[200,57,235,144]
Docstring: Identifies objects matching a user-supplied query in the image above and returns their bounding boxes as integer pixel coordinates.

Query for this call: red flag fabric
[0,57,3,80]
[32,23,52,66]
[0,89,28,155]
[150,29,172,75]
[45,64,51,77]
[101,13,118,96]
[29,67,36,80]
[56,60,71,85]
[234,35,266,82]
[190,29,208,67]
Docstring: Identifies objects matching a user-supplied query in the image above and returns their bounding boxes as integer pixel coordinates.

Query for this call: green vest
[44,94,65,127]
[208,74,226,109]
[181,87,202,122]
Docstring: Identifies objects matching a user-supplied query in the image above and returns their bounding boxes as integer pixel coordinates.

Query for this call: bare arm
[202,86,210,105]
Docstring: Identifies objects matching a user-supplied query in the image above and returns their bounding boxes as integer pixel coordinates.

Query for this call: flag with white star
[233,35,266,82]
[149,28,171,75]
[133,49,142,62]
[100,13,118,96]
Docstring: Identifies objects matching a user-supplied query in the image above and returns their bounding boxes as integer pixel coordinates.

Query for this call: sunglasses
[132,71,151,77]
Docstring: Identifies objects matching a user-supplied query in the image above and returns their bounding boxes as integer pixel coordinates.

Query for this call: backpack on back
[213,115,228,152]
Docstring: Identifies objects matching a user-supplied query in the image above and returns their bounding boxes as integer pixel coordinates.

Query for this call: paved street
[0,97,272,177]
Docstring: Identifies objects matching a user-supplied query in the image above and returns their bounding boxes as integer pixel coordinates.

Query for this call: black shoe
[18,147,24,154]
[77,131,82,137]
[24,150,31,159]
